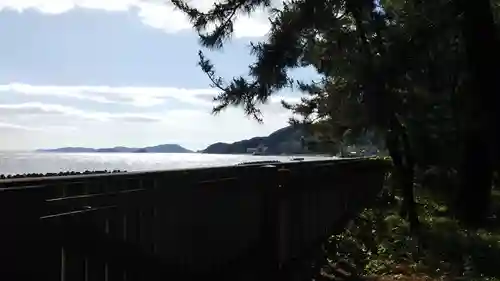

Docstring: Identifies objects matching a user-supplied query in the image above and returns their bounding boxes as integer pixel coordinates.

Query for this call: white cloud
[0,100,293,150]
[0,102,164,122]
[0,82,303,150]
[0,83,302,109]
[0,121,38,130]
[0,0,272,38]
[0,121,78,132]
[232,14,270,38]
[0,83,218,107]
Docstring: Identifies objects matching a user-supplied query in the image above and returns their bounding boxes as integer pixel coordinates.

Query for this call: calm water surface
[0,152,331,175]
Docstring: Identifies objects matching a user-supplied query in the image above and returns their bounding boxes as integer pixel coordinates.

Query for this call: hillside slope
[202,126,306,154]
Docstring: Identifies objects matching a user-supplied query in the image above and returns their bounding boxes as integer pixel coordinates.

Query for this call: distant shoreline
[35,144,193,154]
[33,150,333,157]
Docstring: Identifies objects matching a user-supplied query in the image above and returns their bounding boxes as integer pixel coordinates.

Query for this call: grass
[316,188,500,281]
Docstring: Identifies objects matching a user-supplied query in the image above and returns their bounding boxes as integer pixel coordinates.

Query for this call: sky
[0,0,316,151]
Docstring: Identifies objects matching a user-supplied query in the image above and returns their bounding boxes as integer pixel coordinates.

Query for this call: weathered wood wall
[0,158,389,281]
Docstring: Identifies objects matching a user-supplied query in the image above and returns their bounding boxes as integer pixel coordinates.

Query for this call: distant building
[247,144,268,155]
[342,144,379,157]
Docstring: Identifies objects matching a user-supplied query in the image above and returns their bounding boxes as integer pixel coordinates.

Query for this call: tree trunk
[386,116,419,232]
[454,0,499,224]
[456,131,493,224]
[351,5,419,230]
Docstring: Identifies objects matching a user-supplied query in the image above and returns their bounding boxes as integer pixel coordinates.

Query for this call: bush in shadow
[321,191,500,281]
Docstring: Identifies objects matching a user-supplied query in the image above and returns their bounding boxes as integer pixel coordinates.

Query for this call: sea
[0,152,332,175]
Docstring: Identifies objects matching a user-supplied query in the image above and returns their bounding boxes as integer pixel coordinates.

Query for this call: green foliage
[323,190,500,280]
[171,0,469,162]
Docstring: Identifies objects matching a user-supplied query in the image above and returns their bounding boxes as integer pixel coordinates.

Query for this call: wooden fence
[0,158,389,281]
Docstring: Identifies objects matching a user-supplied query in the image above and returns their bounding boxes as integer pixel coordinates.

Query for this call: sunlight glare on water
[0,152,332,175]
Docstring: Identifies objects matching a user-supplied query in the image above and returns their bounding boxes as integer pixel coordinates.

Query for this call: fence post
[0,187,46,280]
[257,165,292,281]
[257,165,278,280]
[276,167,292,268]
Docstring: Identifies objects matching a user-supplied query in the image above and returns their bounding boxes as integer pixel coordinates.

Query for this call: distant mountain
[201,126,307,155]
[37,147,97,153]
[139,144,192,153]
[36,144,192,153]
[96,147,137,153]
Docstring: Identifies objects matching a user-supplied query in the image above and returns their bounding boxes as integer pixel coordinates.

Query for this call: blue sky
[0,0,314,151]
